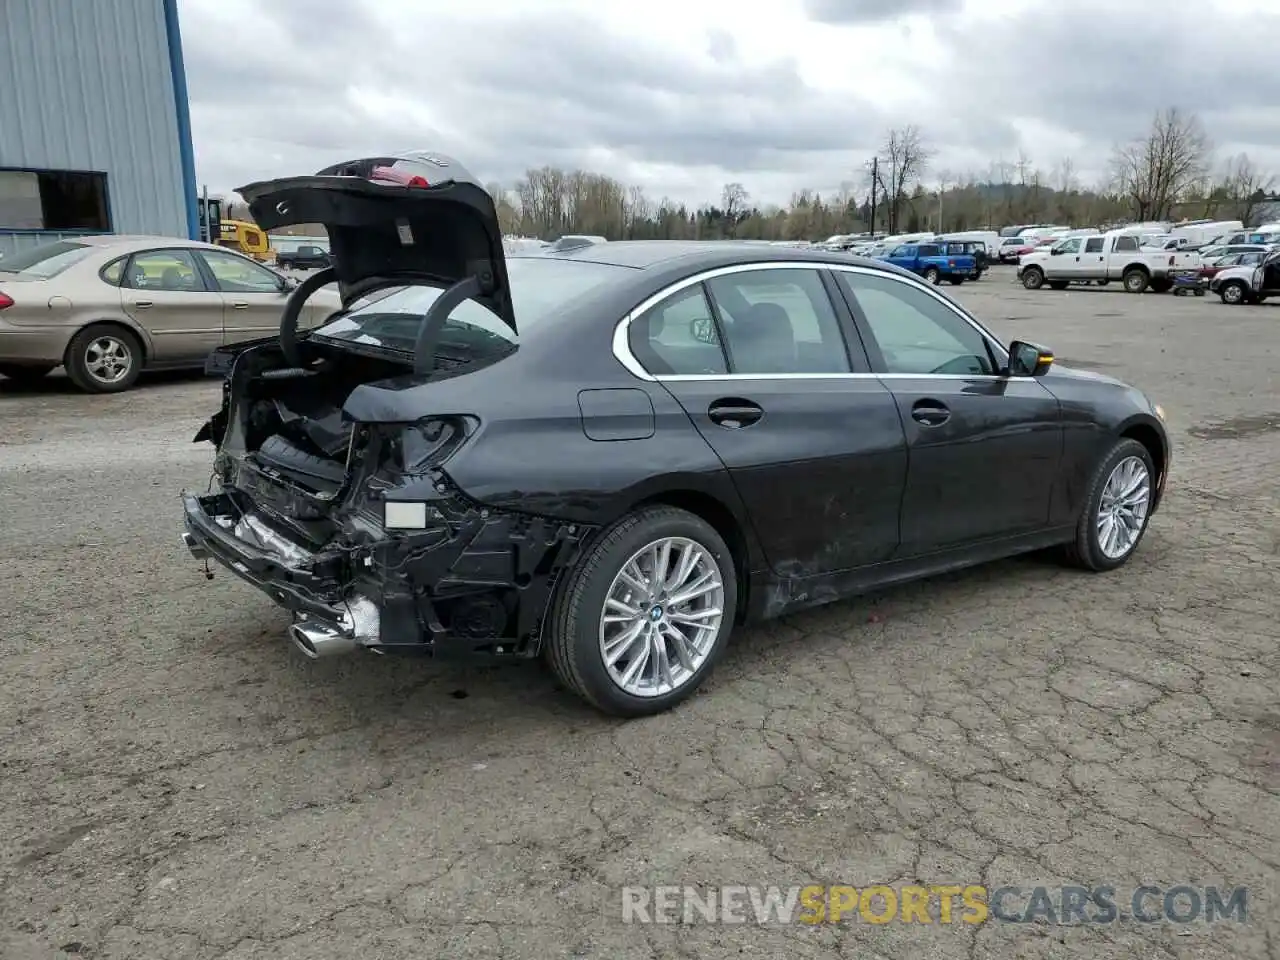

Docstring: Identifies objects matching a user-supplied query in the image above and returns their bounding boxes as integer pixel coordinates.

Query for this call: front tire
[1220,280,1248,305]
[1021,266,1045,290]
[65,324,143,393]
[1062,438,1155,572]
[546,506,737,716]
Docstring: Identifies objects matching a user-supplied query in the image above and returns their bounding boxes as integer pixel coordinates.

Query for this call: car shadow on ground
[209,545,1105,732]
[0,367,208,395]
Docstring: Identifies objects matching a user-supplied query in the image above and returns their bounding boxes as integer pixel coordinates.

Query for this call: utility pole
[869,156,878,235]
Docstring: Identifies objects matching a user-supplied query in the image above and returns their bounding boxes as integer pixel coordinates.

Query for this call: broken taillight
[0,292,13,310]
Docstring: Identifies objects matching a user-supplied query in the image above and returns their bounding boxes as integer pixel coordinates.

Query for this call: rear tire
[1061,438,1155,572]
[0,363,54,384]
[1021,266,1045,290]
[65,324,143,393]
[1122,269,1149,293]
[924,267,941,285]
[546,506,738,717]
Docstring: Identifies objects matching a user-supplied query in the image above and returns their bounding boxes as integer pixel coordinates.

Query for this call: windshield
[0,240,94,278]
[312,256,630,356]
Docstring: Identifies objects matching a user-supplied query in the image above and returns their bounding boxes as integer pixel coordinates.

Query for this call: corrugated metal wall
[0,0,189,256]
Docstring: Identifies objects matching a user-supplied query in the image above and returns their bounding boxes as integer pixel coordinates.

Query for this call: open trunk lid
[237,152,514,332]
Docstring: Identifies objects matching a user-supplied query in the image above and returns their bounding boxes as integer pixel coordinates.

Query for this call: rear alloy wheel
[1062,438,1154,572]
[924,267,941,285]
[547,506,737,716]
[1021,266,1045,290]
[66,325,143,393]
[1220,281,1247,305]
[0,363,55,384]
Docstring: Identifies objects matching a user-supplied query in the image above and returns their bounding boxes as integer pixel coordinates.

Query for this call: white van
[893,232,937,245]
[939,230,1000,256]
[1170,220,1242,248]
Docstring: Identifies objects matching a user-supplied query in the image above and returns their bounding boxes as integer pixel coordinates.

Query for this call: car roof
[70,235,231,254]
[517,239,898,274]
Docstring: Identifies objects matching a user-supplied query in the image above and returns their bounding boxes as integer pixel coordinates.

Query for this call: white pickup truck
[1017,231,1200,293]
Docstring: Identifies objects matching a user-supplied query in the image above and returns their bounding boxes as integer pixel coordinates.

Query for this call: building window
[0,169,111,232]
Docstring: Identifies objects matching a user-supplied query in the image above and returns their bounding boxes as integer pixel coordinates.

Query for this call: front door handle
[911,399,950,427]
[230,302,249,309]
[132,300,153,308]
[708,398,763,429]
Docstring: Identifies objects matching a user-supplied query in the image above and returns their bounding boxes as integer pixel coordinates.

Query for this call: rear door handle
[911,399,950,426]
[230,302,249,309]
[132,300,153,308]
[708,398,763,429]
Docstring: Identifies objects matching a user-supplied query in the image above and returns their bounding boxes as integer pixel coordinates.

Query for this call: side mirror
[690,316,717,345]
[1049,248,1062,255]
[278,274,298,292]
[1007,340,1053,377]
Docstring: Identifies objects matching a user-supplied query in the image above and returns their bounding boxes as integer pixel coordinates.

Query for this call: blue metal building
[0,0,197,258]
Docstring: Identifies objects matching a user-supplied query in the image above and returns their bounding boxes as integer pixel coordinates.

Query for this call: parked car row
[1011,228,1280,303]
[0,236,340,391]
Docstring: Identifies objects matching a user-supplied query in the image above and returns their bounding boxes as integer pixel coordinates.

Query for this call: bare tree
[1217,153,1276,225]
[1053,157,1078,195]
[1014,150,1032,187]
[873,125,932,233]
[1110,107,1213,221]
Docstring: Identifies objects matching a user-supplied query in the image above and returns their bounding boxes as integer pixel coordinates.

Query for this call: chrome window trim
[611,261,1022,383]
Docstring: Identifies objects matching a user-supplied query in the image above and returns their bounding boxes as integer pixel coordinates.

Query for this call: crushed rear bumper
[181,482,594,661]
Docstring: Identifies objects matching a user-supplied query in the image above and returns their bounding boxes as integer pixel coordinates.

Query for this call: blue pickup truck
[879,242,976,285]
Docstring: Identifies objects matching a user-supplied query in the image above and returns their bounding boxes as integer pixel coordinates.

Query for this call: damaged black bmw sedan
[182,152,1171,717]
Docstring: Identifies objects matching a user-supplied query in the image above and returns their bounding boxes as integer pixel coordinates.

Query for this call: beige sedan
[0,235,341,392]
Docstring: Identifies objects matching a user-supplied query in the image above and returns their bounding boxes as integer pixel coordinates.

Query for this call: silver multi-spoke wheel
[598,536,725,698]
[84,335,134,385]
[1096,455,1151,559]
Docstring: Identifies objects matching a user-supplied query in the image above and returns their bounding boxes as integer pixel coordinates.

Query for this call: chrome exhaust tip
[181,532,209,561]
[288,622,358,659]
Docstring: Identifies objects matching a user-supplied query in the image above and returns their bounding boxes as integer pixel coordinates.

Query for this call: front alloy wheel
[1063,438,1155,571]
[1220,281,1247,305]
[547,506,737,716]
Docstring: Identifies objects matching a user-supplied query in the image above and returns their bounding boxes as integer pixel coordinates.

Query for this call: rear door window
[705,268,852,375]
[123,250,206,291]
[1084,237,1104,253]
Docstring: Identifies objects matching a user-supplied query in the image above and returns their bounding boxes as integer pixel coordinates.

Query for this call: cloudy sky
[178,0,1280,208]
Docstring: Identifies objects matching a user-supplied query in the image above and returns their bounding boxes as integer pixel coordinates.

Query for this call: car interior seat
[729,302,797,373]
[160,267,188,290]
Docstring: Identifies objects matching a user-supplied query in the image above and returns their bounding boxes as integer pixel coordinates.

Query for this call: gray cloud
[804,0,963,25]
[182,0,887,202]
[178,0,1280,206]
[933,1,1280,162]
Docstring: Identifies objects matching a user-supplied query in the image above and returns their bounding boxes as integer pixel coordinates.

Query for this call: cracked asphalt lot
[1,268,1277,959]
